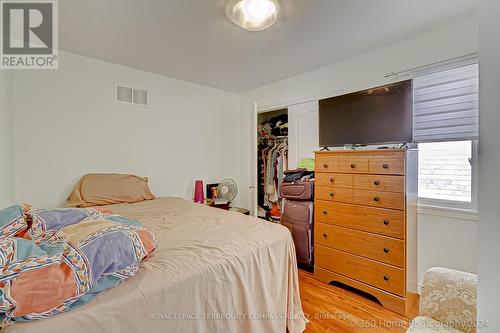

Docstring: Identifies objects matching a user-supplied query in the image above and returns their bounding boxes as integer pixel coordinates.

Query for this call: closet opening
[257,108,288,222]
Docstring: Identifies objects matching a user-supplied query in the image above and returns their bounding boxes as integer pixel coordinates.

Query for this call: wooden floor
[298,270,418,333]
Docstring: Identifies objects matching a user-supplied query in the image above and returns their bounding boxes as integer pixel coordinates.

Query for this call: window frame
[408,57,479,217]
[417,140,478,215]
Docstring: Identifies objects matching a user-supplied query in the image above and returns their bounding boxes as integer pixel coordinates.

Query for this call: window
[412,60,479,213]
[418,140,477,211]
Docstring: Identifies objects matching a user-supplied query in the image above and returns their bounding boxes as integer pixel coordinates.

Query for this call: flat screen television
[319,80,413,147]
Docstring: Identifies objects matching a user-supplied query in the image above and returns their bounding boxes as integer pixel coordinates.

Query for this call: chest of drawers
[314,148,417,316]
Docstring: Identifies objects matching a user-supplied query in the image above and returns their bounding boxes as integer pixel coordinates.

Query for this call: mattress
[6,197,307,333]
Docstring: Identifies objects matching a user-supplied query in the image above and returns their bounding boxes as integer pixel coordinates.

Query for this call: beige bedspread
[6,197,307,333]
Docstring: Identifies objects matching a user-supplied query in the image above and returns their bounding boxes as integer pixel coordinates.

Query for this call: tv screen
[319,80,413,147]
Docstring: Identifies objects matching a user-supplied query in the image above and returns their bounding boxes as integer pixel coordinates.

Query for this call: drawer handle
[323,210,328,215]
[373,180,380,186]
[350,163,356,169]
[322,233,328,239]
[323,163,328,168]
[383,220,390,225]
[373,196,380,202]
[329,177,334,183]
[329,192,335,197]
[383,275,390,281]
[383,248,390,253]
[382,164,389,169]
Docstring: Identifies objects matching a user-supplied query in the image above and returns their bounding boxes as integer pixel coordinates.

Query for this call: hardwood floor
[298,270,418,333]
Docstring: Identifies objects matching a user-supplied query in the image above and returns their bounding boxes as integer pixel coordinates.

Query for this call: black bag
[283,169,313,183]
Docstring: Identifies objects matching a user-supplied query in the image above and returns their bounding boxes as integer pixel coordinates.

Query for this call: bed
[5,197,307,333]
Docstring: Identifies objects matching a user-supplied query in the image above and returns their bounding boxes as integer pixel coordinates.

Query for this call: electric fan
[215,179,238,205]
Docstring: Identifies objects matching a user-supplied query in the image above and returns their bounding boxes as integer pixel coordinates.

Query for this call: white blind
[413,63,479,142]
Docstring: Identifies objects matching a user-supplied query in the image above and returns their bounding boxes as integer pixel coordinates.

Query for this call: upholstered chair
[407,267,477,333]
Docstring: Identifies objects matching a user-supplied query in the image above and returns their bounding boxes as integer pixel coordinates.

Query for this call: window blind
[413,63,479,142]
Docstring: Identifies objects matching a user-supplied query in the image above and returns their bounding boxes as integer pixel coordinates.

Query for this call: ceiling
[60,0,479,92]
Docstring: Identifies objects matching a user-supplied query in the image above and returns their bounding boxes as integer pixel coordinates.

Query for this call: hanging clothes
[259,138,288,211]
[257,111,288,222]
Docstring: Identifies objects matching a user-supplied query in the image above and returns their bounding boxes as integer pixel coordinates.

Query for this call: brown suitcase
[281,200,313,267]
[281,181,314,200]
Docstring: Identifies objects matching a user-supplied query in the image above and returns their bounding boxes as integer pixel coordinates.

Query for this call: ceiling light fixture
[226,0,280,32]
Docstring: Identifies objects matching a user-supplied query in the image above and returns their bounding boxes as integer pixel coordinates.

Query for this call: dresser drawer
[316,155,339,172]
[353,189,405,210]
[315,201,405,239]
[316,186,353,203]
[315,223,405,267]
[315,245,405,296]
[369,158,405,175]
[354,175,404,193]
[339,158,369,173]
[316,173,353,188]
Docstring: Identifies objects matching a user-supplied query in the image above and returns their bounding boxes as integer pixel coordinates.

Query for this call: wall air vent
[132,89,148,105]
[115,85,149,107]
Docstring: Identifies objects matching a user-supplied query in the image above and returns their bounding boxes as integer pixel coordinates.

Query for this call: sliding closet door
[288,101,319,170]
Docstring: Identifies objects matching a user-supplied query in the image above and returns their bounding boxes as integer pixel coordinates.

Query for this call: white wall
[242,16,480,285]
[10,51,245,208]
[478,0,500,331]
[418,212,477,284]
[243,17,479,111]
[0,71,13,208]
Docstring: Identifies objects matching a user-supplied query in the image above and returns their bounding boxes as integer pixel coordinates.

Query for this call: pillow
[66,173,155,208]
[0,205,28,239]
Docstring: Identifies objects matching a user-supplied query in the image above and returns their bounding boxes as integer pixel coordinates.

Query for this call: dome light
[242,0,276,21]
[226,0,280,32]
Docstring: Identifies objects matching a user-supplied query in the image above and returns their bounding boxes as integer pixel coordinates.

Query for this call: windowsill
[417,203,478,221]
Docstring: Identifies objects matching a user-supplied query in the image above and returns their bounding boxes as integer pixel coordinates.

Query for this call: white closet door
[288,101,319,170]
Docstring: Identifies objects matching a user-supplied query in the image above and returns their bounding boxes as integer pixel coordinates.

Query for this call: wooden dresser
[313,148,417,315]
